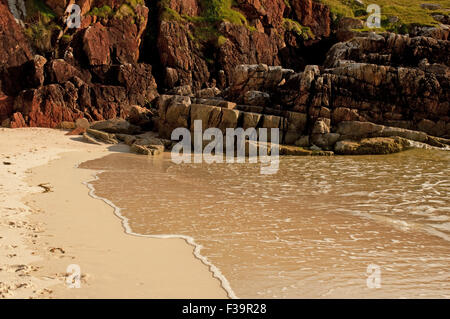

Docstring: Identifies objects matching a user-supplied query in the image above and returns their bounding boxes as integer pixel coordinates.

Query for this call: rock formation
[0,0,448,155]
[0,0,158,128]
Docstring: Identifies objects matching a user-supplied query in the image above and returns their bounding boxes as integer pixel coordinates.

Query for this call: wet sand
[0,128,227,298]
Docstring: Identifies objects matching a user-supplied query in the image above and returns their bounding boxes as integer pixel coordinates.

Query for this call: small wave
[349,211,450,242]
[78,167,238,299]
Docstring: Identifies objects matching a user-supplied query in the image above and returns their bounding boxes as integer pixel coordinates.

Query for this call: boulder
[83,132,102,145]
[47,59,91,84]
[130,144,163,156]
[190,104,222,132]
[335,137,411,155]
[75,118,90,129]
[117,63,158,106]
[244,91,271,106]
[12,83,83,128]
[336,121,384,138]
[311,133,340,149]
[128,105,153,127]
[312,118,331,134]
[219,108,240,132]
[90,118,141,134]
[284,112,307,145]
[332,108,364,124]
[85,129,118,144]
[279,144,333,156]
[228,64,292,101]
[116,134,137,146]
[66,127,87,136]
[83,23,112,66]
[158,95,192,139]
[242,112,262,130]
[196,87,221,99]
[58,121,76,130]
[167,85,193,97]
[294,136,310,147]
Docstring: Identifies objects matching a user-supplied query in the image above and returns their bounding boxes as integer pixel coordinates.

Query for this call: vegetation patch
[283,18,315,40]
[200,0,248,25]
[87,5,113,19]
[317,0,450,32]
[23,0,58,53]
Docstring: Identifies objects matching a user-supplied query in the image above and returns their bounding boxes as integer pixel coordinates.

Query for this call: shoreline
[0,128,228,298]
[83,173,237,299]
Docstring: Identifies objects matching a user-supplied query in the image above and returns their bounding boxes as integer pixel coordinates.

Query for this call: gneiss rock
[0,1,32,67]
[244,91,271,107]
[336,121,383,138]
[84,129,118,144]
[196,87,221,99]
[158,95,192,139]
[336,121,447,148]
[130,144,163,156]
[66,127,86,136]
[133,132,165,154]
[128,105,153,127]
[57,121,76,130]
[284,112,308,145]
[46,59,91,84]
[334,137,411,155]
[311,133,340,149]
[228,64,293,102]
[312,118,331,134]
[294,136,310,147]
[117,63,159,106]
[11,83,83,128]
[279,144,333,156]
[116,134,137,146]
[82,133,102,145]
[90,119,141,135]
[192,98,237,110]
[75,118,90,129]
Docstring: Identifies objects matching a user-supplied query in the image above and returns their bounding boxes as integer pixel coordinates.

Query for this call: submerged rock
[279,145,333,156]
[130,144,163,156]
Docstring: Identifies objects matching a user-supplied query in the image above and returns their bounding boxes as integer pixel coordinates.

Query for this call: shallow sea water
[80,149,450,298]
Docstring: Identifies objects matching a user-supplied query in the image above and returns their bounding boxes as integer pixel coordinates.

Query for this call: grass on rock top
[319,0,450,27]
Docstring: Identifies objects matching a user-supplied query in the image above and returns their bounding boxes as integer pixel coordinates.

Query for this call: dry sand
[0,128,227,298]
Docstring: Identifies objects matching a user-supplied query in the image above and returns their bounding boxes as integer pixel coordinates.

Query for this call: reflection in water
[80,149,450,298]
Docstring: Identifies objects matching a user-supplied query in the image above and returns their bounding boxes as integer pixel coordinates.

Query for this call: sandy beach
[0,128,227,299]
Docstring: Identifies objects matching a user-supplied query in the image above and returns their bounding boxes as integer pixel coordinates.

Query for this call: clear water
[80,149,450,298]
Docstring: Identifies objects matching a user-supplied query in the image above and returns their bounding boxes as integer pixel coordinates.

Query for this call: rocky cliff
[0,0,449,153]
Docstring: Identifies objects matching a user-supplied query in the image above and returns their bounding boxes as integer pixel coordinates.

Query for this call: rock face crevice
[141,0,334,91]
